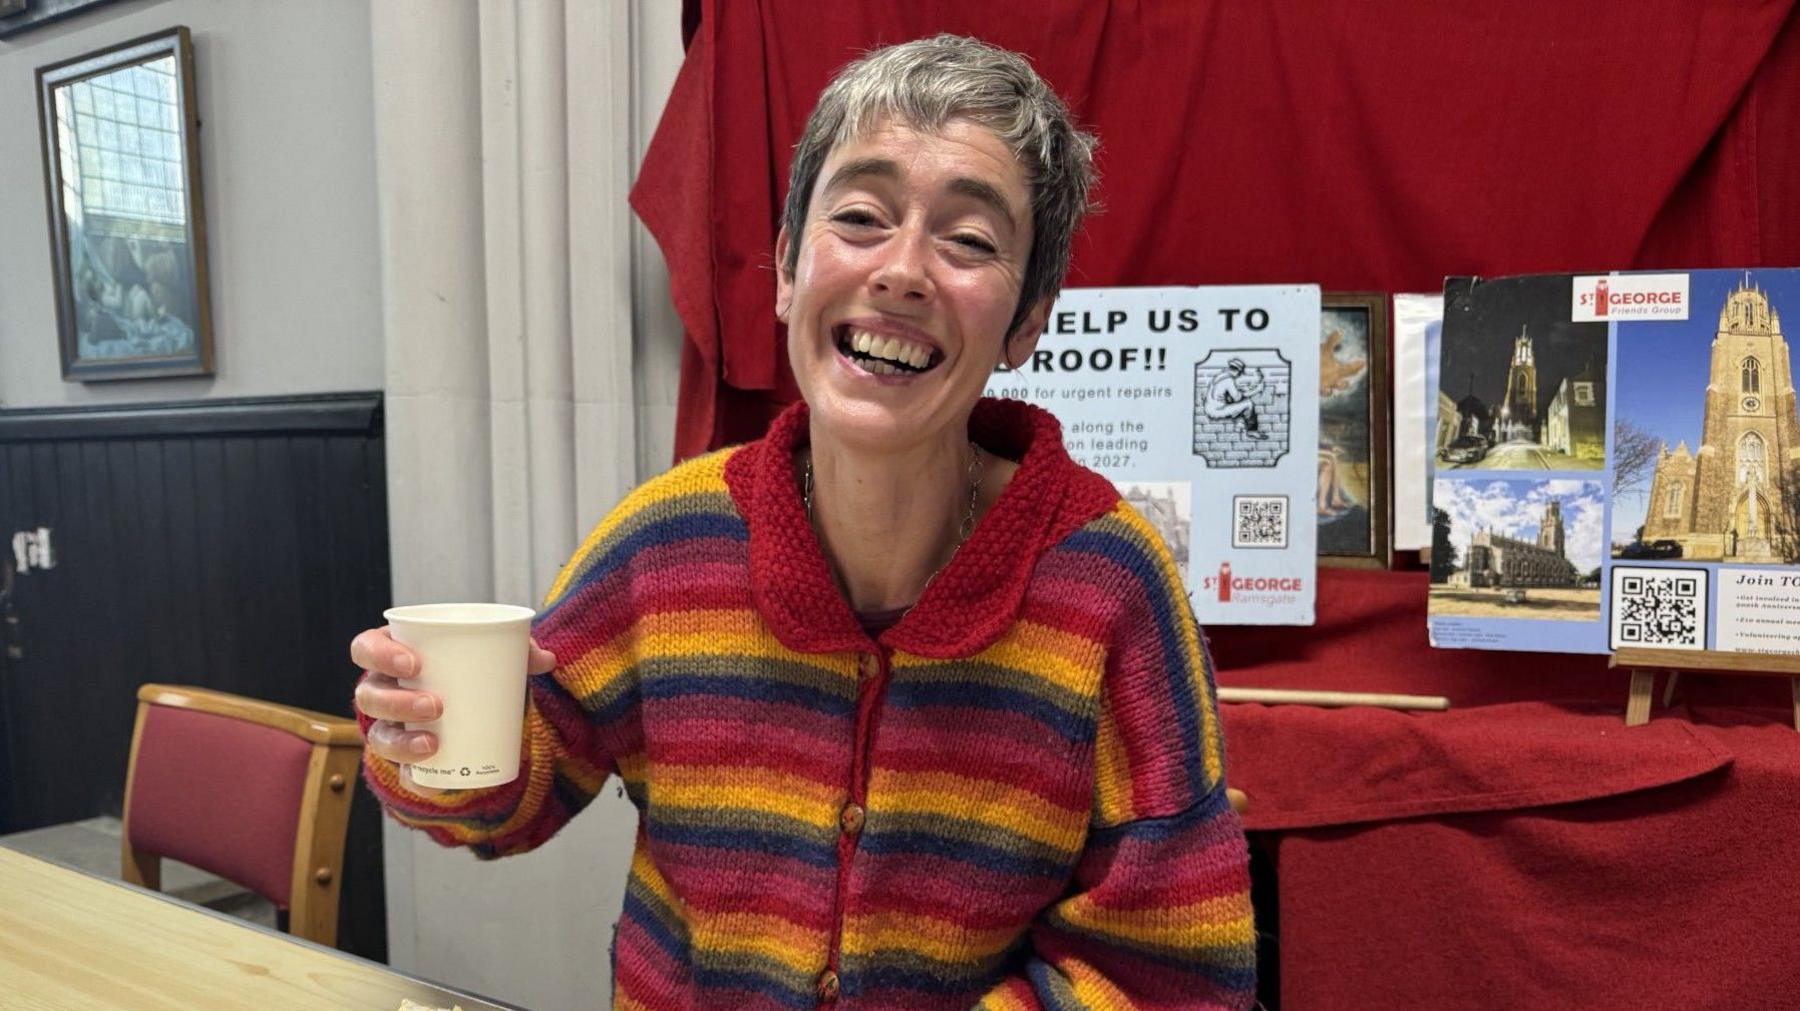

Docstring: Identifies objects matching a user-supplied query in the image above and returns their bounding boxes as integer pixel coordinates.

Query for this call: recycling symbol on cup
[461,767,471,776]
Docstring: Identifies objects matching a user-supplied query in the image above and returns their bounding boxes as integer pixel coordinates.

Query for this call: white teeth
[843,328,934,372]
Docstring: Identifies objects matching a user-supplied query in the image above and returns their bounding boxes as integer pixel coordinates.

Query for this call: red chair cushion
[126,704,314,908]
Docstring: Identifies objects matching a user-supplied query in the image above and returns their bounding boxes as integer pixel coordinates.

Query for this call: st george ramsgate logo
[1572,273,1689,322]
[1200,560,1305,607]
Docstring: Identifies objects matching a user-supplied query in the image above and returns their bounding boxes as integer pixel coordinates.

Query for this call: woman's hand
[350,625,557,797]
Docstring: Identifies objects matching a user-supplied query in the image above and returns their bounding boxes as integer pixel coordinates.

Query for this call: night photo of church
[1613,273,1800,563]
[1437,276,1609,471]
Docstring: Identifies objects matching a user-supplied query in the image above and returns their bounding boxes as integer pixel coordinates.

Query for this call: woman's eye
[831,211,880,228]
[951,235,997,255]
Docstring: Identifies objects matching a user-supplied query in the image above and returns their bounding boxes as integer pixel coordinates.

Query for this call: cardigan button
[840,802,865,836]
[817,968,840,1003]
[859,653,880,679]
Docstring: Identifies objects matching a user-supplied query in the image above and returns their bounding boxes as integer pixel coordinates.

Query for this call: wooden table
[0,847,520,1010]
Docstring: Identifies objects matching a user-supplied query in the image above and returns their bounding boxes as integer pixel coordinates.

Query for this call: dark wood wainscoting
[0,392,390,960]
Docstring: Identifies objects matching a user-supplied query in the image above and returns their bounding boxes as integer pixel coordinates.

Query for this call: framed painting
[37,27,214,382]
[1318,292,1391,568]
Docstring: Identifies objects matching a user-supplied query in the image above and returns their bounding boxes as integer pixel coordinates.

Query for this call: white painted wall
[0,0,383,407]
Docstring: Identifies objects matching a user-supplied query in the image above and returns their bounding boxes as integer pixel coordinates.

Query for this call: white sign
[1715,568,1800,654]
[987,285,1320,625]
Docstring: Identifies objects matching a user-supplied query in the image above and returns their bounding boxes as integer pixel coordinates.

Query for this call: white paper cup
[383,603,536,789]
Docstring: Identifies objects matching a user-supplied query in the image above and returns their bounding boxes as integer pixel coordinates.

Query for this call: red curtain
[629,12,1800,1003]
[632,0,1800,462]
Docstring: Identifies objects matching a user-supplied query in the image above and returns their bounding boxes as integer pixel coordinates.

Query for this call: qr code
[1609,566,1709,651]
[1232,495,1288,549]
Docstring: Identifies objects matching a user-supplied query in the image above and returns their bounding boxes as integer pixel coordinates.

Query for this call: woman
[354,34,1254,1010]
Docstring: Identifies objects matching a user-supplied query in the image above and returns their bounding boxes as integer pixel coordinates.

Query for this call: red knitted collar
[722,397,1118,658]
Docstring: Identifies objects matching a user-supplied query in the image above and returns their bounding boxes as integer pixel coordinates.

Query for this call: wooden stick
[1218,687,1450,711]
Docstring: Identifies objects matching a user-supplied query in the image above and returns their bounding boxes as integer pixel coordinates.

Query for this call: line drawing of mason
[1204,357,1268,439]
[1193,349,1292,469]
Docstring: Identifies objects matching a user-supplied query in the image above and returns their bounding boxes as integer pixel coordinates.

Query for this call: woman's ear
[775,226,793,323]
[1000,296,1054,369]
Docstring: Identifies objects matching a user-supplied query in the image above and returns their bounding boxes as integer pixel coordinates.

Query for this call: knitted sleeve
[976,506,1257,1009]
[359,475,671,859]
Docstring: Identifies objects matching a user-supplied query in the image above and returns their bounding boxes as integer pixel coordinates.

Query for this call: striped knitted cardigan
[363,398,1255,1010]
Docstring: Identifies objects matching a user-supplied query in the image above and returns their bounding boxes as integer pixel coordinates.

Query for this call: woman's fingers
[364,718,438,765]
[528,638,558,675]
[349,625,420,679]
[354,671,441,724]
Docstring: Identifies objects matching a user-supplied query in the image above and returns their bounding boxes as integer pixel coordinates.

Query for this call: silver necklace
[804,444,985,545]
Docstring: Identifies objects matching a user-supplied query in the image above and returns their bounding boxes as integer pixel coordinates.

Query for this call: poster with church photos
[1428,268,1800,656]
[985,285,1321,626]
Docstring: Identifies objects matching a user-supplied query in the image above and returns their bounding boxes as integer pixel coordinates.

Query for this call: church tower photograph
[1428,476,1603,622]
[1616,273,1800,563]
[1438,275,1609,471]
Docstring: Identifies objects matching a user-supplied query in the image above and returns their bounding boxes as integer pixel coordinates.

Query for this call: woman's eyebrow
[947,177,1018,235]
[822,158,899,197]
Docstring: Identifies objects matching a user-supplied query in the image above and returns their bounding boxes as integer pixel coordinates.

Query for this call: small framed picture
[37,27,214,381]
[1318,292,1390,568]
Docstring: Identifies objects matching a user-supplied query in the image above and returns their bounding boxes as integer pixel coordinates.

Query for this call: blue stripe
[541,509,747,613]
[689,967,814,1010]
[549,774,594,819]
[1027,958,1087,1011]
[842,965,999,997]
[1062,524,1207,797]
[884,679,1093,743]
[582,679,638,725]
[621,888,687,960]
[628,887,819,1009]
[857,829,1070,878]
[644,821,839,868]
[642,674,856,717]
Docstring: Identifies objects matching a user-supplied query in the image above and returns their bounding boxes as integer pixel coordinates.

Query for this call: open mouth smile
[834,325,944,377]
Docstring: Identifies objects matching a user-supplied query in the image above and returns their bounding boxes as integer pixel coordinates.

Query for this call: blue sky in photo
[1611,269,1800,540]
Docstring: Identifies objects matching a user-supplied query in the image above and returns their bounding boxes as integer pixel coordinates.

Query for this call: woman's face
[777,117,1047,453]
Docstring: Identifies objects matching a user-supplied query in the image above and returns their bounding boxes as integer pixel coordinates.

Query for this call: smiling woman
[353,34,1255,1010]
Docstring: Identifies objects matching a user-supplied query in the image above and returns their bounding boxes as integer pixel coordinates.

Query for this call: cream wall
[0,0,384,406]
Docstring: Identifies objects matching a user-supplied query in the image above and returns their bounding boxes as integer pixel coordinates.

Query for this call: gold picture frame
[1318,292,1391,568]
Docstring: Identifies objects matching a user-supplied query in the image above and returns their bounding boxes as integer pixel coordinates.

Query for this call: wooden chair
[121,684,363,947]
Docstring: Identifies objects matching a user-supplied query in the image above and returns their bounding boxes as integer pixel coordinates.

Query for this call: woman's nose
[869,229,933,303]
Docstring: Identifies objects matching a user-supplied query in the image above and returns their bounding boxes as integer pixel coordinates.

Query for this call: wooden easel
[1610,647,1800,730]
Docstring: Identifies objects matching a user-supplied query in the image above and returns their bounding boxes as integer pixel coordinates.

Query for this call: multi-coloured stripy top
[361,397,1255,1010]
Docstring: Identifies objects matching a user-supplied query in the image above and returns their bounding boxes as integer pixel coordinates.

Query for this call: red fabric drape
[631,0,1800,460]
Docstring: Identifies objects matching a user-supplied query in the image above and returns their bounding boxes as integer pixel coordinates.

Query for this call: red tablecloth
[1216,571,1800,1009]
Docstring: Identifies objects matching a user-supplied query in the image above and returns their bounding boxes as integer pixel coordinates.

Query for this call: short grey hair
[780,34,1098,337]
